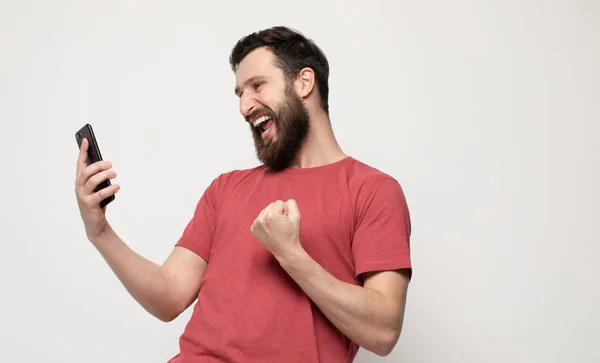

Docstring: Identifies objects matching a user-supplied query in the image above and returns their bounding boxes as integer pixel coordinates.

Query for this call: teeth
[252,115,271,127]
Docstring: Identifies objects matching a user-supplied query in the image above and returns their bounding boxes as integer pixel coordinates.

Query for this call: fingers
[252,204,269,231]
[75,138,113,189]
[272,200,285,216]
[81,183,120,210]
[285,199,300,219]
[76,137,89,176]
[251,199,300,235]
[84,169,118,195]
[92,183,120,205]
[74,138,120,211]
[77,160,113,189]
[254,200,289,223]
[262,200,285,219]
[252,200,282,230]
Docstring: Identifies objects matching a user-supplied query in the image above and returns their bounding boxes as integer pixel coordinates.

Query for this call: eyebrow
[234,75,266,97]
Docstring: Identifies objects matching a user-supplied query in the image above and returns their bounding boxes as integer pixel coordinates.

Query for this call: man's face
[235,47,309,171]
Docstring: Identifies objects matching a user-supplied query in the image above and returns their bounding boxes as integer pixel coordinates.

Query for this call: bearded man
[74,26,412,363]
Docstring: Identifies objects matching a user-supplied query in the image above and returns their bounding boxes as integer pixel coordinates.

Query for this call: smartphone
[75,124,115,208]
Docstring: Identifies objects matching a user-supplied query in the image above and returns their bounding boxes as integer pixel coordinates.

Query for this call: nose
[239,94,257,121]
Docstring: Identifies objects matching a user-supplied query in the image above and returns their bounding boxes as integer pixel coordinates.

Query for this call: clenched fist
[251,199,302,260]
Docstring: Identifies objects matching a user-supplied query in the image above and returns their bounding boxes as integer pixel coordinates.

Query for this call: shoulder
[341,157,409,220]
[344,158,411,233]
[343,157,404,194]
[207,164,267,193]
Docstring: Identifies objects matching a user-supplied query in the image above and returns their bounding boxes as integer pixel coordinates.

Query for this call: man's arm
[75,136,209,323]
[250,198,410,356]
[91,225,207,322]
[277,247,409,356]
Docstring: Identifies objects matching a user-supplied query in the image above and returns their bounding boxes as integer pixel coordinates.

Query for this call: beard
[249,83,310,171]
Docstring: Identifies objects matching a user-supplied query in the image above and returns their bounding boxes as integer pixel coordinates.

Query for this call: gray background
[1,1,598,362]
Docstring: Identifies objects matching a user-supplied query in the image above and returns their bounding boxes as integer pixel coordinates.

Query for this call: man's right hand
[75,137,120,242]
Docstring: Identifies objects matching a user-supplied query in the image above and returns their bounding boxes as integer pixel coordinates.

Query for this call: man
[75,26,412,363]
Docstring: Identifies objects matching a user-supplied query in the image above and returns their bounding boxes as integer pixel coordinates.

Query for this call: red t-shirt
[168,156,411,363]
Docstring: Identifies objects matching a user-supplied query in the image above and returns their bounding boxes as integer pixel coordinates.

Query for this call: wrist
[276,243,309,270]
[89,223,114,247]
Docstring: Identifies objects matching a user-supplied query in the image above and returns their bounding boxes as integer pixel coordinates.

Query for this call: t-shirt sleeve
[175,175,223,262]
[352,177,412,279]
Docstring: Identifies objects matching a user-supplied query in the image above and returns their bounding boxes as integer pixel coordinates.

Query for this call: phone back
[75,124,114,208]
[76,124,103,165]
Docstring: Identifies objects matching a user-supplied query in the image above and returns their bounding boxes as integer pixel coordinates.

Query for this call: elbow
[370,328,401,357]
[373,343,395,357]
[153,301,186,323]
[156,310,179,323]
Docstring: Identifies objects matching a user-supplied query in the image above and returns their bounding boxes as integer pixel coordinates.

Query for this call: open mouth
[253,115,274,134]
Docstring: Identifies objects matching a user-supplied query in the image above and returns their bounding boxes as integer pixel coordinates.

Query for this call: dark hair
[229,26,330,114]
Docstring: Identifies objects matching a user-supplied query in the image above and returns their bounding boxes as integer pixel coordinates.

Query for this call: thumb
[285,199,300,220]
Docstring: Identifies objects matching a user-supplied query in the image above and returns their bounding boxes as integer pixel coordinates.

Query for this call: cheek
[262,89,284,110]
[259,95,275,110]
[251,97,272,112]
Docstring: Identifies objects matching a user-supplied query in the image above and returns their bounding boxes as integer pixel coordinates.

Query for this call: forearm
[276,248,402,356]
[90,225,178,321]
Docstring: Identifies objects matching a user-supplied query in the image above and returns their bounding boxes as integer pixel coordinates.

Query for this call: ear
[294,67,315,99]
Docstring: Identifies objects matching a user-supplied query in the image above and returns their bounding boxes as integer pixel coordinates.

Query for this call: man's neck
[289,109,347,169]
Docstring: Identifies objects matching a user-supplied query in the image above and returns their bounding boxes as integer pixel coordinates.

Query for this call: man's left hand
[251,199,302,260]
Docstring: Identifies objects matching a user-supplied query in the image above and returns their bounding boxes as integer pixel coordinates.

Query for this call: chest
[209,177,358,282]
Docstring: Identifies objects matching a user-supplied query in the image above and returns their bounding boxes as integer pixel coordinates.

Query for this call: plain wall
[1,1,599,362]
